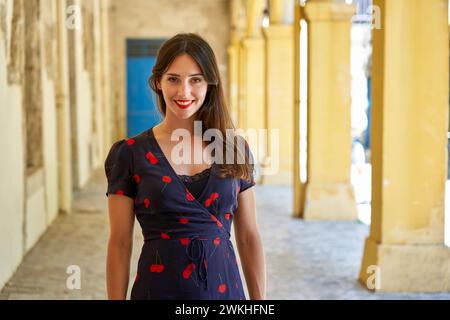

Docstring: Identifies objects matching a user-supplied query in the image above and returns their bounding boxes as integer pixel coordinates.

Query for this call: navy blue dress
[104,126,256,300]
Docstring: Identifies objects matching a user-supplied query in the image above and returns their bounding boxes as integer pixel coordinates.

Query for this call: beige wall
[0,0,112,289]
[109,0,231,139]
[0,0,25,289]
[0,0,61,288]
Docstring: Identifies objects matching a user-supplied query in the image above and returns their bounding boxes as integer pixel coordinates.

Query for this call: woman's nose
[178,81,192,97]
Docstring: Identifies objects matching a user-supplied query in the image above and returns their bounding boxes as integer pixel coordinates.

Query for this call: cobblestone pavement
[1,169,450,300]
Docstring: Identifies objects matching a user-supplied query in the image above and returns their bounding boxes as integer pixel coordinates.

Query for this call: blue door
[126,39,166,137]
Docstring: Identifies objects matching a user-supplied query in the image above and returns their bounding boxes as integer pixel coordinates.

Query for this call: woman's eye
[192,78,202,83]
[168,77,178,82]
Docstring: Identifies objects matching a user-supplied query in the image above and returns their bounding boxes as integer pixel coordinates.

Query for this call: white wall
[0,0,26,289]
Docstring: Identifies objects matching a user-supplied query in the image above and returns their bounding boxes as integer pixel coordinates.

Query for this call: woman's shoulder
[108,128,151,151]
[105,138,132,167]
[125,128,152,145]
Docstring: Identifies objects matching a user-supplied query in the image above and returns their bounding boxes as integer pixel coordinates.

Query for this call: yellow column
[238,37,265,132]
[262,23,294,185]
[228,36,240,127]
[56,0,73,214]
[237,0,266,133]
[228,0,244,126]
[359,0,450,292]
[302,0,357,219]
[293,2,305,216]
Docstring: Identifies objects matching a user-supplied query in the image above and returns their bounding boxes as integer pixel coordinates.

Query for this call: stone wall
[0,0,112,290]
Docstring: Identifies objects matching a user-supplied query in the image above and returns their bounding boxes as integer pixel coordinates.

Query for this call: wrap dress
[104,126,256,300]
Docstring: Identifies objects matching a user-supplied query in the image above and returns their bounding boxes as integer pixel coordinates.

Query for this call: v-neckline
[148,126,215,205]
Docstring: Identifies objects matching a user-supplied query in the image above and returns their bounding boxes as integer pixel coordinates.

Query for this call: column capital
[304,1,356,22]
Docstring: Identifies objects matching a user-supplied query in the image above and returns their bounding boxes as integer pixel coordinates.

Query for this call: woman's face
[157,53,208,120]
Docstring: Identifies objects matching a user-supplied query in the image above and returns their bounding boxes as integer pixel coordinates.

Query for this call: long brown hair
[148,33,253,181]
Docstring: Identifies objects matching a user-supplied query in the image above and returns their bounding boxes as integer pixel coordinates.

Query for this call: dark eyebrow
[165,73,204,77]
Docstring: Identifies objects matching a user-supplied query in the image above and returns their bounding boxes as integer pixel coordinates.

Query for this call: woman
[105,33,266,300]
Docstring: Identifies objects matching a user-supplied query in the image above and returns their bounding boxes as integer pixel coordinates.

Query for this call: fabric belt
[143,233,231,291]
[186,236,209,290]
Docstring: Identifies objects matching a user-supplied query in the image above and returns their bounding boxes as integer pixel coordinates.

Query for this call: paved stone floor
[1,169,450,300]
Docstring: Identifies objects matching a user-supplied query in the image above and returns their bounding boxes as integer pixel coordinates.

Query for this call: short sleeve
[104,139,137,199]
[238,138,256,194]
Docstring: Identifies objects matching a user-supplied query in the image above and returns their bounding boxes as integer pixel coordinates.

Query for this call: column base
[302,182,357,220]
[261,171,292,186]
[359,237,450,292]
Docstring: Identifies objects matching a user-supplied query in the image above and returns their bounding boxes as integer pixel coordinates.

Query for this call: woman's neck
[157,117,202,138]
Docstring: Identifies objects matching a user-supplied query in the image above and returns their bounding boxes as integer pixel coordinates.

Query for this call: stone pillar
[236,0,266,134]
[228,0,243,126]
[100,0,112,152]
[55,0,73,214]
[238,37,265,133]
[359,0,450,292]
[293,2,305,216]
[228,36,240,127]
[302,0,357,219]
[262,24,294,185]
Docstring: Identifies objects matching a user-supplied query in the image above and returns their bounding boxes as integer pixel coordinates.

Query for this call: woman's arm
[233,188,266,300]
[106,195,135,300]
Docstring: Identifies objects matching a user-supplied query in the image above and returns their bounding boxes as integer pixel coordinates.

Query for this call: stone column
[262,24,294,185]
[359,0,450,292]
[236,0,266,134]
[302,0,357,219]
[55,0,73,214]
[238,37,265,133]
[293,1,305,216]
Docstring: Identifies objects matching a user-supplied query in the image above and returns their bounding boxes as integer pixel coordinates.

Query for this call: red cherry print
[161,232,170,239]
[182,263,196,279]
[186,189,195,202]
[225,213,231,220]
[150,264,165,273]
[126,138,135,146]
[179,238,190,246]
[116,190,124,195]
[210,192,219,200]
[235,282,239,289]
[134,174,140,184]
[144,198,150,208]
[179,218,189,224]
[214,237,220,246]
[146,151,158,164]
[205,198,213,207]
[218,284,227,293]
[162,176,172,183]
[210,214,223,228]
[217,274,226,293]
